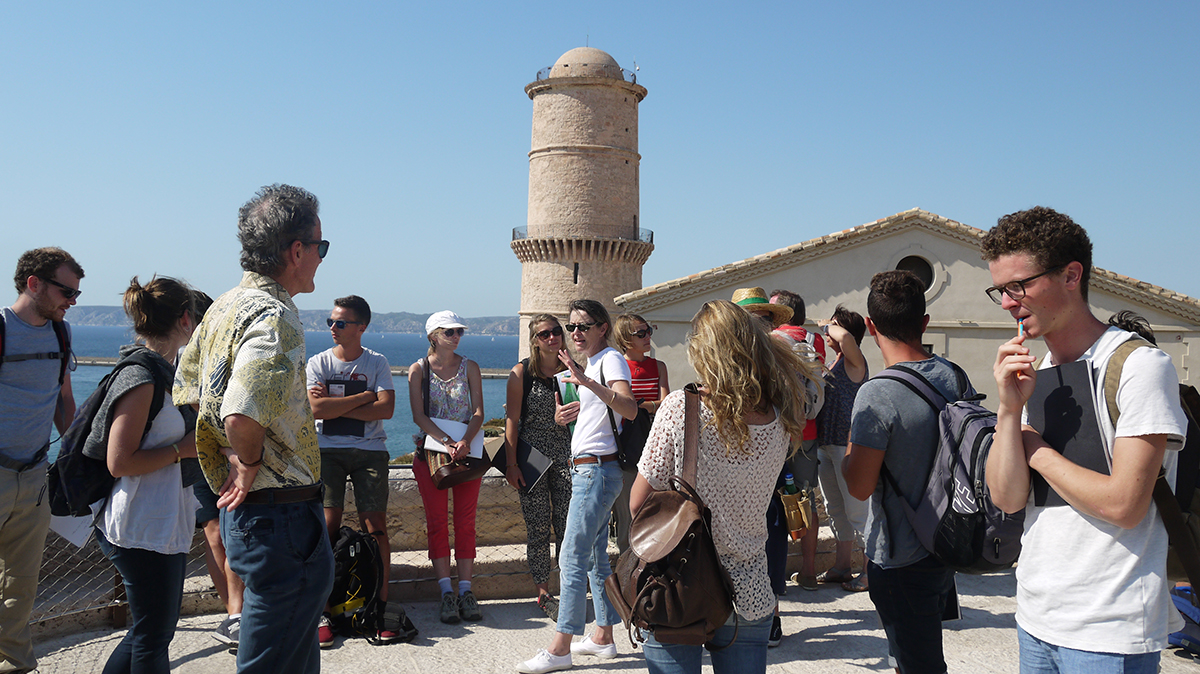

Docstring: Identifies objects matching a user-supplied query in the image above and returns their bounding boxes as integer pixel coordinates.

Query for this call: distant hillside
[68,306,519,335]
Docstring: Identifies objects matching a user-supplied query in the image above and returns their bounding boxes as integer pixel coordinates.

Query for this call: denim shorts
[321,447,389,512]
[193,480,220,526]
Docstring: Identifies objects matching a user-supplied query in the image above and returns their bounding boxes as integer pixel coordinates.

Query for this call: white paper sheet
[49,514,95,548]
[422,418,484,458]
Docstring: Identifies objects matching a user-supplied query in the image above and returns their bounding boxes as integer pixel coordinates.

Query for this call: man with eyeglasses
[1,247,83,674]
[982,206,1187,673]
[305,295,399,646]
[174,184,334,673]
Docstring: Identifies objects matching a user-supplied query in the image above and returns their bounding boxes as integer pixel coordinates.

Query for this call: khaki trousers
[0,464,51,674]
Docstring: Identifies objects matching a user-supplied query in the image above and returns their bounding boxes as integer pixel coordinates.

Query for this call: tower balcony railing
[535,65,637,84]
[513,225,653,245]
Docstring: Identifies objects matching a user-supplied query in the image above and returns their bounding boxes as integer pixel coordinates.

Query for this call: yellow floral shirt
[173,272,319,494]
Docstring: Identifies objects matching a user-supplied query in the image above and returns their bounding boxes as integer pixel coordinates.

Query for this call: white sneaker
[570,635,617,659]
[516,649,572,673]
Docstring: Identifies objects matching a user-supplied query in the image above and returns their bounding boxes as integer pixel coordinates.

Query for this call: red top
[627,357,661,402]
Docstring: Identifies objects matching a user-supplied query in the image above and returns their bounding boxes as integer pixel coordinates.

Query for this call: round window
[896,255,934,290]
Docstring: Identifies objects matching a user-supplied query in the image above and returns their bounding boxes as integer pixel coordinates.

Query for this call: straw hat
[731,287,792,328]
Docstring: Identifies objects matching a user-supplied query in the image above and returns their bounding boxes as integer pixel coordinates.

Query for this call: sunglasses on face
[326,318,363,329]
[441,328,465,337]
[298,239,330,259]
[41,277,81,300]
[565,322,597,333]
[984,264,1065,305]
[631,326,655,339]
[535,326,564,340]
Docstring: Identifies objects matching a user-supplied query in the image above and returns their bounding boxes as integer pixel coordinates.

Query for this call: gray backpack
[876,363,1024,573]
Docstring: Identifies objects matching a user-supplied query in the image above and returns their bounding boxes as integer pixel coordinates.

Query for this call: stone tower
[512,47,653,358]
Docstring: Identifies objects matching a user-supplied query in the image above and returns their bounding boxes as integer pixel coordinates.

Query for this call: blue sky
[3,1,1196,317]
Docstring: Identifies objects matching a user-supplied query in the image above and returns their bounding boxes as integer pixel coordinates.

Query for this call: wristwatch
[441,435,453,446]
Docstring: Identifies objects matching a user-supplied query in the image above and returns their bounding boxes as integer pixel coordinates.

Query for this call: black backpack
[875,363,1025,573]
[47,350,168,518]
[328,526,418,644]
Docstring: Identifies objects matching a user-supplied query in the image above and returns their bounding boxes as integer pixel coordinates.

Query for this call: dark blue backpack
[876,363,1025,573]
[47,350,167,518]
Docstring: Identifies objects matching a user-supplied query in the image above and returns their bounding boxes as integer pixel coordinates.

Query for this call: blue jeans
[1017,626,1160,674]
[95,532,186,674]
[867,555,955,674]
[221,499,333,674]
[641,611,772,674]
[556,460,623,635]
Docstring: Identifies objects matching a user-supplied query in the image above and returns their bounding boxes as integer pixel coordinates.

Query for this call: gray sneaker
[212,615,239,651]
[459,590,483,621]
[440,592,461,624]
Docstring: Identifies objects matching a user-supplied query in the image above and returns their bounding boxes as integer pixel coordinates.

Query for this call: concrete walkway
[33,571,1200,673]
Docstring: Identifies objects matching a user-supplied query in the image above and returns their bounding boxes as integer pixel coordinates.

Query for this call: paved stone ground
[33,570,1200,673]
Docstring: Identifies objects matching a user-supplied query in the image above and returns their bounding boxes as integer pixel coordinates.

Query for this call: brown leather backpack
[605,384,737,648]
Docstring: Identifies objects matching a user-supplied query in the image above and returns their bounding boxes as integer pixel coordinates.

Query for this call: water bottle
[782,472,799,495]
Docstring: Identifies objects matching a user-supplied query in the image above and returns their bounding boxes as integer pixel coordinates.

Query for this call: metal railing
[512,225,653,244]
[535,65,637,84]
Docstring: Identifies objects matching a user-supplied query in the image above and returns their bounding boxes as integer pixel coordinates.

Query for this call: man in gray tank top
[1,247,83,673]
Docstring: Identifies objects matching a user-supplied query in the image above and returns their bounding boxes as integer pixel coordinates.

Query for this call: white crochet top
[637,389,788,622]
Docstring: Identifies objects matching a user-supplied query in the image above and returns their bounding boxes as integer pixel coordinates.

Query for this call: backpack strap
[1102,335,1154,428]
[421,356,431,418]
[874,365,948,412]
[519,357,533,425]
[682,383,701,485]
[601,370,627,459]
[0,315,72,386]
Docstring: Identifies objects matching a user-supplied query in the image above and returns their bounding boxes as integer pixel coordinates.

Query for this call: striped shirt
[627,357,661,402]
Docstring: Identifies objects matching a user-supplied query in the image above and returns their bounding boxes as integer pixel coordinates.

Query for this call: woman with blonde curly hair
[629,300,820,674]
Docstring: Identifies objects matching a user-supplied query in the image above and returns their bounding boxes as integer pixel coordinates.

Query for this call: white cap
[426,310,467,336]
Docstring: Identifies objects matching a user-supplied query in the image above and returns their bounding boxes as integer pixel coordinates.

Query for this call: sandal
[842,573,869,592]
[816,567,854,584]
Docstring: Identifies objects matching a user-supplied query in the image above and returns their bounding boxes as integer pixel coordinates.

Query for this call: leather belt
[571,454,618,467]
[0,444,49,473]
[241,482,323,505]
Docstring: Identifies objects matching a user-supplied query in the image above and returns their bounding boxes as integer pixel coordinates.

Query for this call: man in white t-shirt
[983,207,1188,673]
[305,295,397,644]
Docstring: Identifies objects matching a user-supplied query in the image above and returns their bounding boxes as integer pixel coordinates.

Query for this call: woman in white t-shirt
[87,276,201,674]
[631,300,811,674]
[518,299,639,674]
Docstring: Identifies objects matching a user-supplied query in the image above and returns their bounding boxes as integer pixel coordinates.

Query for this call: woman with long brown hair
[503,313,574,619]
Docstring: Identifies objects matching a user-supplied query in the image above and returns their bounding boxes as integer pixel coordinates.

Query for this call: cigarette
[1018,319,1024,337]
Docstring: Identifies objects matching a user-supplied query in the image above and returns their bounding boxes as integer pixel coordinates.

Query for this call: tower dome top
[550,47,623,79]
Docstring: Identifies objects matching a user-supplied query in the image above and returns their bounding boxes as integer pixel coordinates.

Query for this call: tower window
[573,263,579,284]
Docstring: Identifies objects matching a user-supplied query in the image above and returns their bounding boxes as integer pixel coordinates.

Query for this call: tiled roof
[616,208,1200,323]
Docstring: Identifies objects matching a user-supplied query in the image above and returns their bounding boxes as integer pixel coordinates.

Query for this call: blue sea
[61,325,519,461]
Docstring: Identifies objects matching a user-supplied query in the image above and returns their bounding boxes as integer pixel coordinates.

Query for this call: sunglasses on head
[536,326,564,340]
[631,326,655,339]
[298,239,330,259]
[441,327,465,337]
[326,318,363,329]
[40,277,81,300]
[565,322,597,333]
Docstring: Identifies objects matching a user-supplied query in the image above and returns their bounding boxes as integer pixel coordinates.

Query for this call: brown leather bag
[605,384,736,647]
[419,356,490,490]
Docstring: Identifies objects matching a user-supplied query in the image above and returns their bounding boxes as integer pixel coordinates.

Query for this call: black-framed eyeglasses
[535,326,564,340]
[40,277,81,300]
[441,327,465,337]
[631,326,655,339]
[985,264,1065,305]
[565,322,597,333]
[298,239,330,259]
[326,318,364,329]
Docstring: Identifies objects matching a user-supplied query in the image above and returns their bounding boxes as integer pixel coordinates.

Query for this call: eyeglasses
[326,318,364,329]
[631,326,655,339]
[40,277,81,300]
[297,239,330,259]
[441,327,465,337]
[565,322,597,333]
[535,326,564,340]
[985,264,1065,305]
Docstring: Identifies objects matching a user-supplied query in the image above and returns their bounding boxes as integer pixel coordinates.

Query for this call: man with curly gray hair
[174,184,333,672]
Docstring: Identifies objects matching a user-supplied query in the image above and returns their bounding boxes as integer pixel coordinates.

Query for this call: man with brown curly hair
[2,247,83,673]
[983,207,1187,673]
